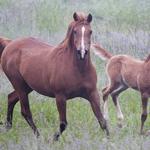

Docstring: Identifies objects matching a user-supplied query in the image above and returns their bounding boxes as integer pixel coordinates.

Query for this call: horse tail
[92,43,113,61]
[0,37,11,61]
[145,54,150,63]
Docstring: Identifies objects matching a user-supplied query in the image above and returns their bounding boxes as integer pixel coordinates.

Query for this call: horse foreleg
[6,91,19,130]
[140,93,148,134]
[53,94,67,141]
[88,90,109,136]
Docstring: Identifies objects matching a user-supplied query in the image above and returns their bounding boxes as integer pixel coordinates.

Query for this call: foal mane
[57,13,89,50]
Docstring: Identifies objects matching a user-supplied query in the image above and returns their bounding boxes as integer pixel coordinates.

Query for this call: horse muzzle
[77,49,88,60]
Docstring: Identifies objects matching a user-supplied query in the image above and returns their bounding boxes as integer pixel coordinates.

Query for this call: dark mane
[145,54,150,62]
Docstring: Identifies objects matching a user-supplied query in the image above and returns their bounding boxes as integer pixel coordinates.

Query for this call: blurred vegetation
[0,0,149,57]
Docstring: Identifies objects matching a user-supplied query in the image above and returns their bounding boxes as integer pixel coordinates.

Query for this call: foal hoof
[117,122,123,128]
[53,132,60,141]
[5,122,12,130]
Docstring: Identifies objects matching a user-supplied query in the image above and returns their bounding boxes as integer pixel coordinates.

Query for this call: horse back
[7,37,53,50]
[1,37,54,67]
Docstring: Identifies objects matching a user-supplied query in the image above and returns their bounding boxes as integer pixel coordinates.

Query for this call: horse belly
[25,78,55,97]
[122,66,139,89]
[138,71,150,93]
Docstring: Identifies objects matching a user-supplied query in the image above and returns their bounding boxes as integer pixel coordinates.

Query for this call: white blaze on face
[81,26,85,59]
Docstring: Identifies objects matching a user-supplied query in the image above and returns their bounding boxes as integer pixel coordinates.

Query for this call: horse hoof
[5,122,12,130]
[105,127,110,136]
[140,132,144,135]
[53,132,60,141]
[145,130,150,136]
[117,122,123,128]
[34,130,40,138]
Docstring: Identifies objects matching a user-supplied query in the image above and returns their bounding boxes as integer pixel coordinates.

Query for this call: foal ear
[87,13,92,23]
[73,12,79,21]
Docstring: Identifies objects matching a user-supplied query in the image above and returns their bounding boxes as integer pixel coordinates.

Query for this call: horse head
[67,12,93,60]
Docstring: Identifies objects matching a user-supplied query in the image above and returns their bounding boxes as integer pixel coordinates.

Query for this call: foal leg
[102,87,109,121]
[102,85,116,121]
[53,94,67,141]
[88,90,109,136]
[111,95,124,128]
[5,91,19,129]
[19,92,39,137]
[140,93,148,134]
[111,85,127,127]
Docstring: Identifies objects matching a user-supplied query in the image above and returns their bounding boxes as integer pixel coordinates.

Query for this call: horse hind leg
[140,93,148,135]
[8,74,39,137]
[4,67,39,136]
[5,91,19,130]
[19,90,39,137]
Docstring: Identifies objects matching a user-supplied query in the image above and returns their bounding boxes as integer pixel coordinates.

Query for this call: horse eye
[90,30,92,34]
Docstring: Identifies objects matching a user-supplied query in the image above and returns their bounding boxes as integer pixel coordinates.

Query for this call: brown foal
[93,43,150,134]
[0,12,109,140]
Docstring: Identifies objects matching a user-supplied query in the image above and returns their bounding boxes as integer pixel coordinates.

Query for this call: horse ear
[73,12,79,21]
[87,13,92,23]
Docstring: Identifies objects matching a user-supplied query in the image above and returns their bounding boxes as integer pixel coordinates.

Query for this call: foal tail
[0,37,11,61]
[92,43,112,61]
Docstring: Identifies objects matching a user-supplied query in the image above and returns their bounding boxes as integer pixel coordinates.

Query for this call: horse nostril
[85,50,88,54]
[77,50,80,54]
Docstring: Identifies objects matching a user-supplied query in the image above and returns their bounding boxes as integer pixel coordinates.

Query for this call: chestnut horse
[93,43,150,134]
[0,12,109,140]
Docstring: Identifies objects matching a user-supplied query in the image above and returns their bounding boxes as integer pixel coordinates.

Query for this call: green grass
[0,83,150,149]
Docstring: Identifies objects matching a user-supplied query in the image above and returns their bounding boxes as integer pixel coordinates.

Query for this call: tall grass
[0,0,150,149]
[0,0,149,56]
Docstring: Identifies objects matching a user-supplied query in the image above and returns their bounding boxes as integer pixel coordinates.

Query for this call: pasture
[0,0,150,149]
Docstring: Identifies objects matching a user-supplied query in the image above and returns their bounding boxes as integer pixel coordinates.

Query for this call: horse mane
[145,54,150,62]
[56,12,89,50]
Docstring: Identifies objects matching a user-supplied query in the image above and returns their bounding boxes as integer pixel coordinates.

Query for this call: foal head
[68,12,93,60]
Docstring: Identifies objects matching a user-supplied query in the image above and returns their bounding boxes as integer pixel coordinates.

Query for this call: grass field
[0,0,150,150]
